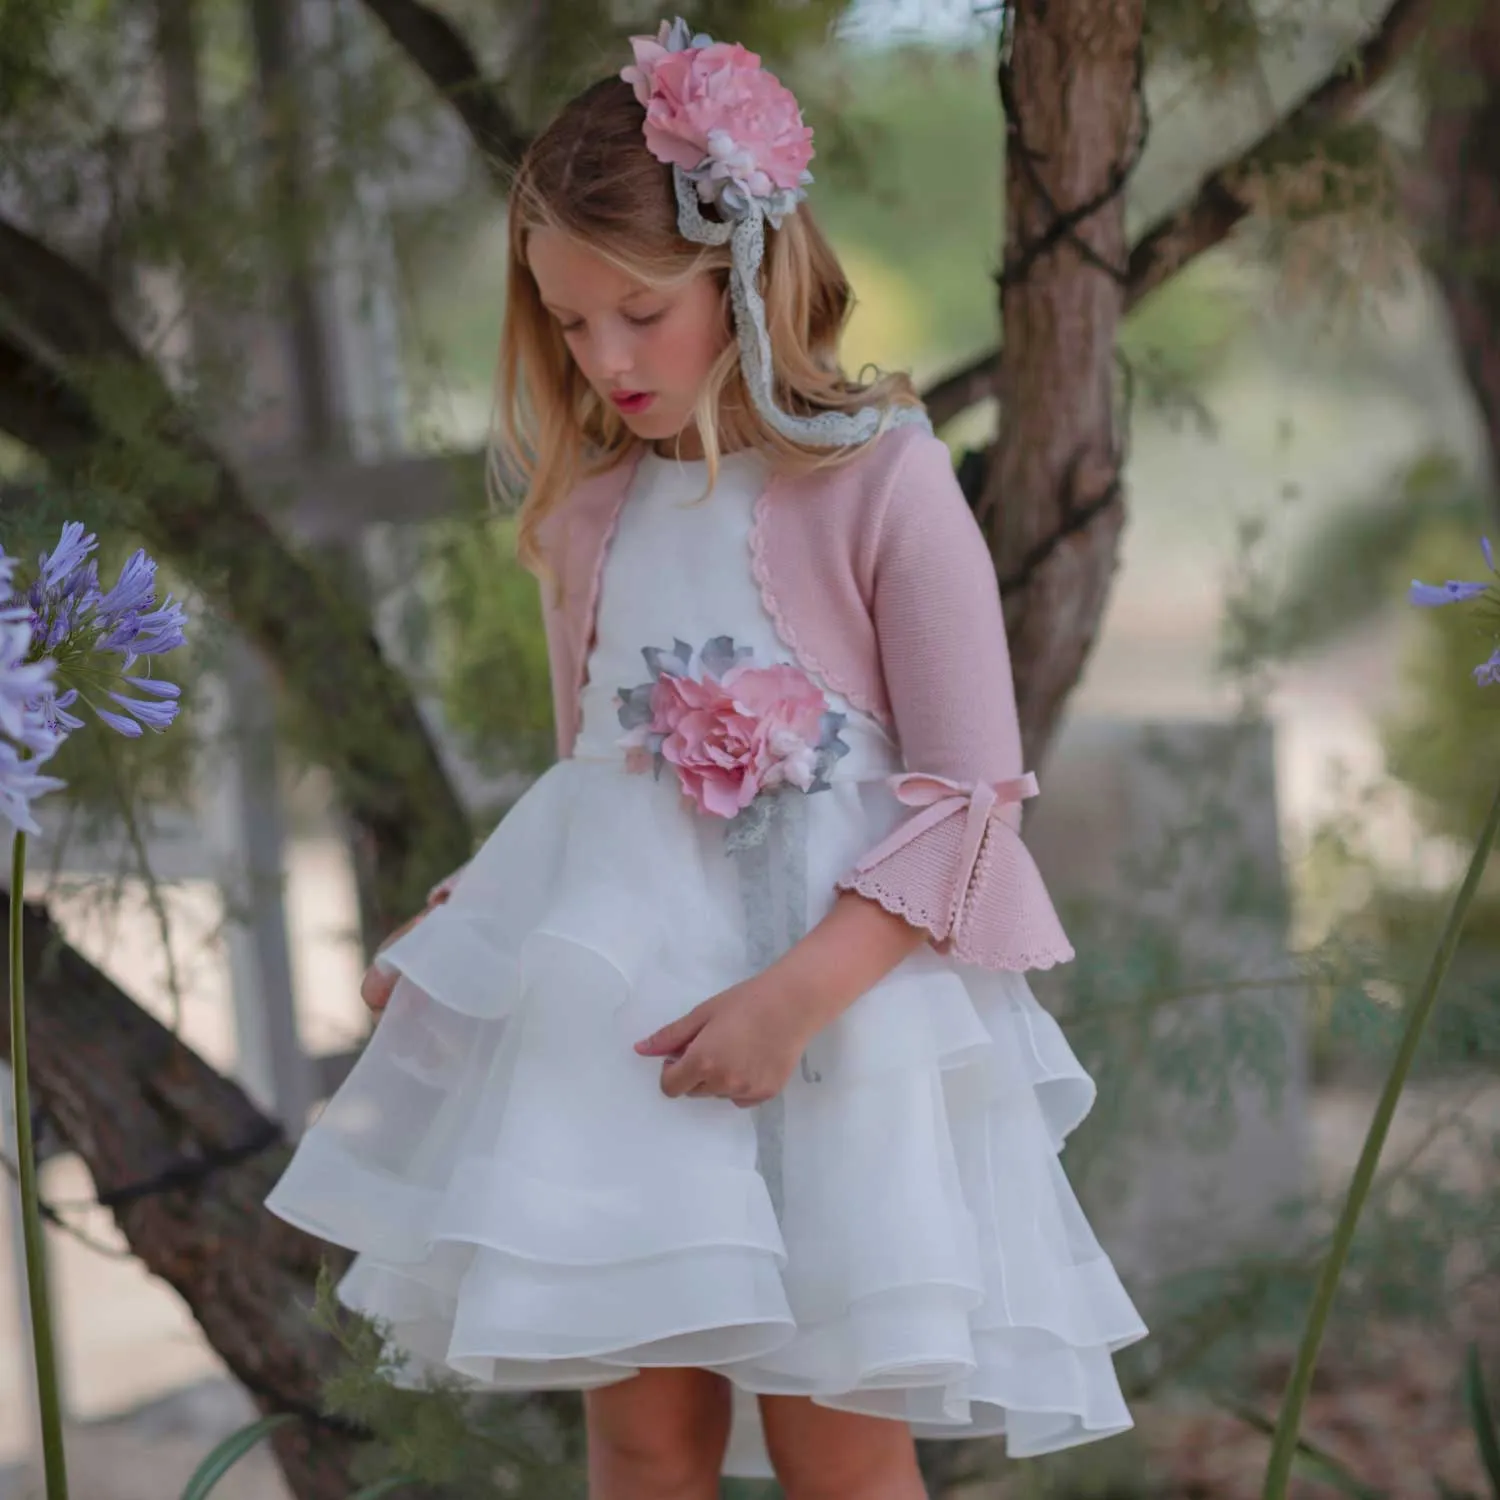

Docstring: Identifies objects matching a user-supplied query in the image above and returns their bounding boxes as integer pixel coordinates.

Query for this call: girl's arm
[639,432,1071,1103]
[833,430,1073,973]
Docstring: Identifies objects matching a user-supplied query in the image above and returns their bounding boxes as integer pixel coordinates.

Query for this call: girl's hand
[635,891,928,1103]
[635,975,813,1107]
[359,879,457,1014]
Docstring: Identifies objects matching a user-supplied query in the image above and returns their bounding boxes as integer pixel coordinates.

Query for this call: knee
[586,1375,729,1497]
[766,1414,923,1500]
[591,1424,720,1491]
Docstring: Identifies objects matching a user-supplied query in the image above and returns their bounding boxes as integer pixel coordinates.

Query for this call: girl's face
[529,228,728,457]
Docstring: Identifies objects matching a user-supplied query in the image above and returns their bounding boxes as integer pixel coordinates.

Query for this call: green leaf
[178,1414,296,1500]
[1215,1394,1386,1499]
[1465,1343,1500,1499]
[348,1482,419,1499]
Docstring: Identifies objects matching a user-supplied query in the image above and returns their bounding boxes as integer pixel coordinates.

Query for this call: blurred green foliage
[421,513,555,780]
[1382,522,1500,845]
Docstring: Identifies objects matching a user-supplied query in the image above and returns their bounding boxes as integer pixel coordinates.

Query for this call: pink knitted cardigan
[499,422,1074,973]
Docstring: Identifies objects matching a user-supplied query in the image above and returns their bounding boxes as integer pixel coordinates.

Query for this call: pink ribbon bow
[853,771,1040,935]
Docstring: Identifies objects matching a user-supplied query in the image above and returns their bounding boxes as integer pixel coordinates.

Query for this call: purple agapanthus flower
[1408,536,1497,607]
[0,737,65,836]
[18,527,186,736]
[0,552,65,833]
[1409,536,1499,689]
[37,521,96,593]
[0,618,57,751]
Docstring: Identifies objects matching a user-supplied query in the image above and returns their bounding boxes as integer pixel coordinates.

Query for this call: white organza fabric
[265,450,1146,1478]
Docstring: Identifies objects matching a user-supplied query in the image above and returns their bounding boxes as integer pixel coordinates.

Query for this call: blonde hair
[490,75,923,575]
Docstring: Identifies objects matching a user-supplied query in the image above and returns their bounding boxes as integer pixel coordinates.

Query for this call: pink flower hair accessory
[615,635,849,850]
[616,18,932,449]
[622,16,813,227]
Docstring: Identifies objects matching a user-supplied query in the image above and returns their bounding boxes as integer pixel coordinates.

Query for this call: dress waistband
[572,705,901,785]
[569,734,901,785]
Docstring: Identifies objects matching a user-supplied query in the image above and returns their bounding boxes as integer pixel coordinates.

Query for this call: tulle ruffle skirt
[265,755,1146,1477]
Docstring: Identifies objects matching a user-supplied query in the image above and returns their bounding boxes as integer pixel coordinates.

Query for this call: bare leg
[584,1368,731,1500]
[760,1395,927,1500]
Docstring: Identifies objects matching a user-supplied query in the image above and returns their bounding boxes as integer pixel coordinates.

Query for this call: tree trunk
[980,0,1146,762]
[1420,0,1500,505]
[1,901,359,1500]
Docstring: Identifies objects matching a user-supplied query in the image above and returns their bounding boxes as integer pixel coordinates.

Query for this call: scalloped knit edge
[748,476,896,729]
[564,472,638,753]
[835,849,1075,975]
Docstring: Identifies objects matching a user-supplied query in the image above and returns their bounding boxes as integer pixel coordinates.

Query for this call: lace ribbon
[672,171,932,448]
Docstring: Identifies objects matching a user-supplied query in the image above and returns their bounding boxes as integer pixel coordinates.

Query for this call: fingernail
[373,955,398,977]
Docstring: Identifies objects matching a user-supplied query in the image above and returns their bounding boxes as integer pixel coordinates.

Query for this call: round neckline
[640,447,763,475]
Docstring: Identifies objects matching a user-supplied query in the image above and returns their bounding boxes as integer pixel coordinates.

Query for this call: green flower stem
[8,830,69,1500]
[1261,772,1500,1499]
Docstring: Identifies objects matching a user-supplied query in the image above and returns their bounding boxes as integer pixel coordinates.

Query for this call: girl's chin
[619,404,675,431]
[621,408,695,444]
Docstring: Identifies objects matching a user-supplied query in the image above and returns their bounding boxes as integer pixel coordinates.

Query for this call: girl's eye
[558,320,585,336]
[625,310,666,328]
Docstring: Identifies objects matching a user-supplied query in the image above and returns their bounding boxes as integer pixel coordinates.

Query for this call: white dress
[265,449,1147,1478]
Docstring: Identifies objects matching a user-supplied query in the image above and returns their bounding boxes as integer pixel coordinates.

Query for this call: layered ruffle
[266,757,1141,1479]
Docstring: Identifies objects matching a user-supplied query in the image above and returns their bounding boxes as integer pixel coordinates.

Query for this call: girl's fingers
[660,1050,706,1098]
[360,962,398,1012]
[636,1002,710,1057]
[360,907,430,1014]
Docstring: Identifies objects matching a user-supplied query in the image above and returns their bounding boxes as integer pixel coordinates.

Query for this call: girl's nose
[592,325,634,381]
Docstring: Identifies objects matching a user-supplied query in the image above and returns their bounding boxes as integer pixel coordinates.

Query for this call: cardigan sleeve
[834,433,1074,971]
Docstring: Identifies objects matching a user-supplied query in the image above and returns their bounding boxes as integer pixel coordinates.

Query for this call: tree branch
[921,0,1437,430]
[0,213,471,928]
[356,0,530,192]
[1125,0,1435,305]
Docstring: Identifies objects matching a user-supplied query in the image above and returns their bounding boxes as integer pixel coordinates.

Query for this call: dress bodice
[574,449,895,776]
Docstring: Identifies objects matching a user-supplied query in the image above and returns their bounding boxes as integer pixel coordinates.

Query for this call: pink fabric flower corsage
[616,636,848,849]
[620,16,814,227]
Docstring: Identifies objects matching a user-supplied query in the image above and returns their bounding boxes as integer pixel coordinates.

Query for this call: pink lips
[610,391,655,415]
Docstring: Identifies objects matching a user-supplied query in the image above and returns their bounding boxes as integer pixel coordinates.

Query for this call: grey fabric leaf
[616,682,656,730]
[642,639,693,679]
[700,635,744,678]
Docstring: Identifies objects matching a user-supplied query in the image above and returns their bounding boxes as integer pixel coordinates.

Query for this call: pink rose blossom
[642,661,827,818]
[723,663,825,791]
[650,672,765,818]
[630,41,814,194]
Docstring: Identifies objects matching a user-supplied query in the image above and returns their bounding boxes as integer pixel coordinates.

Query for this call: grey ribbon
[673,169,932,449]
[736,791,819,1223]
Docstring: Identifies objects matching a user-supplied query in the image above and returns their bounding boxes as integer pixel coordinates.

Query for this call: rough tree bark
[979,0,1147,762]
[1419,0,1500,506]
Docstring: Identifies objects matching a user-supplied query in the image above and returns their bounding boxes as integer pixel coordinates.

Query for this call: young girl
[267,19,1145,1497]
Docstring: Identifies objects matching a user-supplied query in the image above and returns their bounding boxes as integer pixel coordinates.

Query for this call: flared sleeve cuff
[835,771,1074,972]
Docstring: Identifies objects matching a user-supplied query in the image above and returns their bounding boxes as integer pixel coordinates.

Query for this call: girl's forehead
[529,229,652,306]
